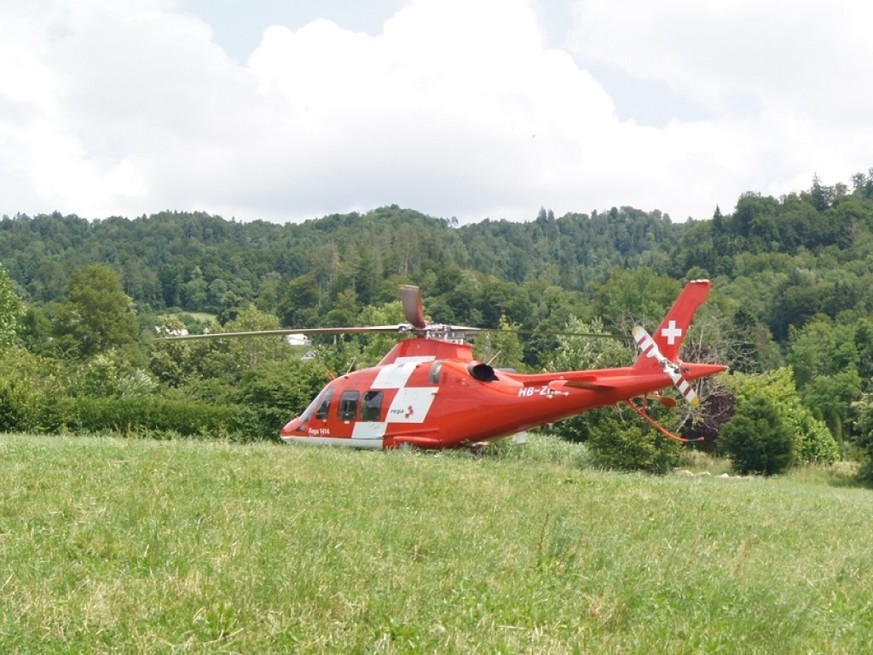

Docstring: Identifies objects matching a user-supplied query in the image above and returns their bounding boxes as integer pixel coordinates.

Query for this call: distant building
[285,333,312,346]
[155,326,189,337]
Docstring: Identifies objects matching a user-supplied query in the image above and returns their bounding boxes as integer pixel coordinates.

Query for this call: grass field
[1,434,871,654]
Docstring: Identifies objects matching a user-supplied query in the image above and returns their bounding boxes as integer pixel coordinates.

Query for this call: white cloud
[570,0,873,124]
[1,0,871,224]
[565,0,873,204]
[243,0,626,218]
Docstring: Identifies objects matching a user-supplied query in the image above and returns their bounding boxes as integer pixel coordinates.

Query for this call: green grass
[1,434,872,654]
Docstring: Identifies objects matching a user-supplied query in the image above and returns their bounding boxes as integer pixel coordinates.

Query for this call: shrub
[850,393,873,486]
[0,383,27,432]
[722,368,838,466]
[585,408,682,475]
[0,347,72,433]
[719,395,794,475]
[74,351,156,399]
[72,397,240,439]
[231,357,333,440]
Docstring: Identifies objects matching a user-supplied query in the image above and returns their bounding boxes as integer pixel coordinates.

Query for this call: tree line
[3,168,873,479]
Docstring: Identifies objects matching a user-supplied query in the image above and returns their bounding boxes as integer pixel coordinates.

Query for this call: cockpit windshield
[300,385,335,421]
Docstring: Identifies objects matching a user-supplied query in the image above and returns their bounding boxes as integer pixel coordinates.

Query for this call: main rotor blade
[399,285,427,329]
[161,325,409,340]
[474,327,630,340]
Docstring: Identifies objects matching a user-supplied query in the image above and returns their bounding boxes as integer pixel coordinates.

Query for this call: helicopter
[175,279,727,449]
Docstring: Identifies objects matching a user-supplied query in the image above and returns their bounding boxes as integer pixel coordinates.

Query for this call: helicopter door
[350,390,386,441]
[361,390,384,421]
[338,391,358,422]
[336,390,360,437]
[347,389,387,446]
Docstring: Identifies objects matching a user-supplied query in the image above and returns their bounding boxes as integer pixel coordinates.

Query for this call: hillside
[2,170,873,464]
[2,172,873,346]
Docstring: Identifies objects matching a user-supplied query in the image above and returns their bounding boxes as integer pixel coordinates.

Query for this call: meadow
[1,433,871,654]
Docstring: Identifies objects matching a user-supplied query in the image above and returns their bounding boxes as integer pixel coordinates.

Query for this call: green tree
[196,305,285,382]
[148,314,199,388]
[542,316,634,443]
[19,306,53,355]
[278,274,320,327]
[723,368,837,466]
[473,315,526,371]
[0,345,70,433]
[354,299,407,367]
[787,316,863,441]
[217,290,246,325]
[53,265,139,358]
[325,288,360,327]
[182,267,208,311]
[74,350,156,399]
[0,264,24,348]
[728,306,780,373]
[593,268,682,331]
[544,316,633,373]
[851,393,873,485]
[150,306,288,404]
[719,395,794,475]
[233,357,333,440]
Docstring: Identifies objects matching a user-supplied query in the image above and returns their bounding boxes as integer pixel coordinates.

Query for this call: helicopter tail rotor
[632,326,698,405]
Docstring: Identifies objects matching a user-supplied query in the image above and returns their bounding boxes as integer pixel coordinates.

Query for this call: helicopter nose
[281,418,307,437]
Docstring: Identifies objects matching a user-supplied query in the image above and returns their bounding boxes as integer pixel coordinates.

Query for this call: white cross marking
[661,320,683,346]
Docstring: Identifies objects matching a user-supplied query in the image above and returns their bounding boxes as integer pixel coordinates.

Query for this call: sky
[2,0,872,225]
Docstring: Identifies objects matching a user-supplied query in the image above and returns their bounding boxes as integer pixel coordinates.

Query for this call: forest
[3,168,873,479]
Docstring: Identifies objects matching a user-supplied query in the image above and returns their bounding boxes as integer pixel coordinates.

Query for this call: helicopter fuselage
[279,336,725,449]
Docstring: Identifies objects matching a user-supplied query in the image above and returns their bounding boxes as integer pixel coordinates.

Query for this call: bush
[722,368,838,466]
[0,383,27,432]
[71,397,241,440]
[793,410,840,465]
[230,357,333,440]
[850,393,873,486]
[585,408,682,475]
[0,347,72,433]
[719,396,794,475]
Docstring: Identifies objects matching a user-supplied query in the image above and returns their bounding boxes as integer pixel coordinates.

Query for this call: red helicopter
[259,279,726,449]
[172,279,725,448]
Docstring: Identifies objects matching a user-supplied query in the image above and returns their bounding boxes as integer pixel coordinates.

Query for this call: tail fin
[633,279,711,369]
[632,326,700,404]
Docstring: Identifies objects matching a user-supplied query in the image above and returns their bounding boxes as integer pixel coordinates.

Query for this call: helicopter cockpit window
[429,360,444,384]
[361,390,383,421]
[338,391,359,421]
[314,387,335,421]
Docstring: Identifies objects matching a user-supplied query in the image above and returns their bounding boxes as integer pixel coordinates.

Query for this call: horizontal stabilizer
[559,380,616,392]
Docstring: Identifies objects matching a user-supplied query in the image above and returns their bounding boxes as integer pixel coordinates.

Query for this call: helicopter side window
[361,390,383,421]
[338,391,359,421]
[314,387,335,421]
